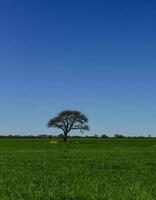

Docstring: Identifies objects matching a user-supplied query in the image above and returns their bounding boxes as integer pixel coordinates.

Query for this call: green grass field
[0,138,156,200]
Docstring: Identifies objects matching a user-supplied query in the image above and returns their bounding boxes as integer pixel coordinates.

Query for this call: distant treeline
[0,133,154,139]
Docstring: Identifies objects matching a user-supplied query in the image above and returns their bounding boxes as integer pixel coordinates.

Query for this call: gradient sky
[0,0,156,136]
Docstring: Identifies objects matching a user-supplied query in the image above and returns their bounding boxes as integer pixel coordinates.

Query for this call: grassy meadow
[0,138,156,200]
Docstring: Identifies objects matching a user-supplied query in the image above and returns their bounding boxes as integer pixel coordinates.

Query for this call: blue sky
[0,0,156,136]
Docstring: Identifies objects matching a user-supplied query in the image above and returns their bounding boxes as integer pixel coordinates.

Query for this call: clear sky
[0,0,156,136]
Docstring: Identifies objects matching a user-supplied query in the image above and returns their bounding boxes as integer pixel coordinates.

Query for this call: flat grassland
[0,138,156,200]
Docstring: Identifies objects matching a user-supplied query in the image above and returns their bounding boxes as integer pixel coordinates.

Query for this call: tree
[114,134,125,138]
[47,110,90,142]
[101,134,109,138]
[93,134,99,138]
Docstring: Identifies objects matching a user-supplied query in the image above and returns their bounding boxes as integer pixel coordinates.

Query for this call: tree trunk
[63,132,67,142]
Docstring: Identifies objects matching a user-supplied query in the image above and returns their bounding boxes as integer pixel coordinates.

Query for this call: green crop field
[0,138,156,200]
